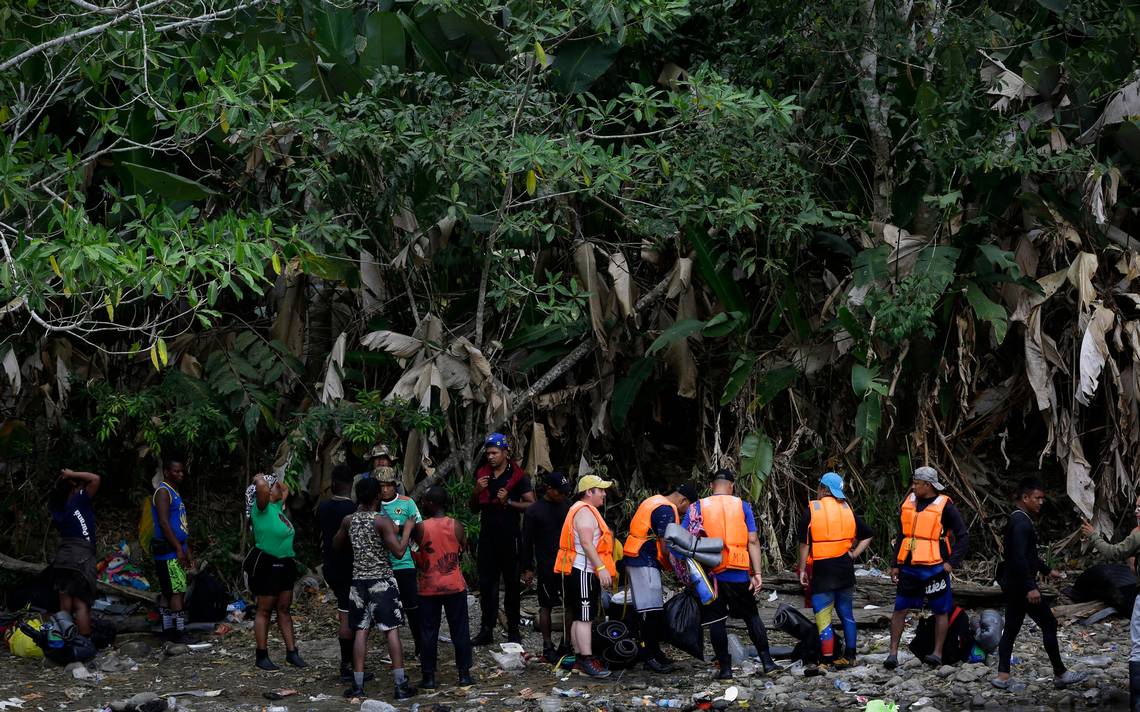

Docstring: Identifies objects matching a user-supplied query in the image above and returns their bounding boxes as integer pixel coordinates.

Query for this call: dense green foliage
[2,0,1140,563]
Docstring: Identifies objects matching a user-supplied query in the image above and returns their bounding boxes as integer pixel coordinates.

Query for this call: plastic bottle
[726,634,747,664]
[657,700,685,709]
[629,697,653,707]
[833,678,853,692]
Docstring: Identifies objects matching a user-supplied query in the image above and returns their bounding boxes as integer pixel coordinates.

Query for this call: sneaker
[923,654,942,666]
[575,656,612,679]
[343,684,365,698]
[883,654,898,670]
[991,677,1012,690]
[1053,670,1088,689]
[831,656,852,670]
[714,662,733,680]
[644,657,673,674]
[394,680,418,699]
[760,654,780,674]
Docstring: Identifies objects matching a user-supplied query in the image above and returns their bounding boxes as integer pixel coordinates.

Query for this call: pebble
[937,664,956,677]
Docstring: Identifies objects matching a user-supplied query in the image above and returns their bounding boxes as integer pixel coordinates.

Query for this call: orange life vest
[896,493,951,565]
[554,500,617,577]
[623,495,679,567]
[698,495,751,574]
[809,497,856,560]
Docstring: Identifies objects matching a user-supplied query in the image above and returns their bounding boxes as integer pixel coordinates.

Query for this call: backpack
[908,606,974,664]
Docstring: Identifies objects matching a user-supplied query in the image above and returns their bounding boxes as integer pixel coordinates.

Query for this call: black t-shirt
[316,496,356,566]
[521,497,571,574]
[52,489,96,543]
[797,503,874,593]
[475,461,533,538]
[1000,509,1049,594]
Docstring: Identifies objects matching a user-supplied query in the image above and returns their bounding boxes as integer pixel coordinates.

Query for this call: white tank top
[571,512,602,572]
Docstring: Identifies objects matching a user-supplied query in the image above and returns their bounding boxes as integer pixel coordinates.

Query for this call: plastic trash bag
[974,608,1003,653]
[6,618,44,658]
[664,590,704,660]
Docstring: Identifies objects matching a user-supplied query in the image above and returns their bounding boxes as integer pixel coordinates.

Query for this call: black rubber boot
[1130,660,1140,712]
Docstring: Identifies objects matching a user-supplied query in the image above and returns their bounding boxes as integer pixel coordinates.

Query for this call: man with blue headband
[470,432,535,645]
[797,472,874,669]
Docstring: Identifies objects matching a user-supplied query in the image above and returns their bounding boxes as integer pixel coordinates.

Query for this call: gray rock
[117,640,152,657]
[109,692,160,712]
[163,643,190,656]
[970,694,986,708]
[902,656,922,669]
[360,700,399,712]
[937,664,956,677]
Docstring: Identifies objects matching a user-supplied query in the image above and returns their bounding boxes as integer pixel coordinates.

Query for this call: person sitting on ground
[992,477,1087,690]
[469,432,534,645]
[245,471,306,671]
[413,485,473,690]
[884,466,969,669]
[151,458,192,642]
[49,468,101,638]
[334,477,417,700]
[521,470,574,663]
[683,469,779,679]
[1081,494,1140,710]
[797,472,873,670]
[623,482,697,673]
[317,463,367,683]
[554,474,617,679]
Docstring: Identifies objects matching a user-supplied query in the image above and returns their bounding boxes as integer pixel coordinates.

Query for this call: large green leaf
[646,319,704,356]
[855,395,882,464]
[611,357,654,431]
[851,364,876,397]
[702,310,744,337]
[720,353,755,406]
[360,11,405,70]
[740,430,774,479]
[312,1,356,60]
[397,12,451,78]
[964,282,1009,344]
[911,245,960,292]
[122,163,214,200]
[755,366,798,408]
[551,40,619,93]
[853,245,889,286]
[689,226,749,315]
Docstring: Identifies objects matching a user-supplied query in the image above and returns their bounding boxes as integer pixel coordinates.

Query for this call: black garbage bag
[185,566,230,623]
[593,619,639,668]
[1071,563,1138,612]
[663,590,704,660]
[771,603,842,663]
[908,606,973,664]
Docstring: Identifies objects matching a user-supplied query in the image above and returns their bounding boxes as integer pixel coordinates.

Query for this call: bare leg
[386,627,404,670]
[73,598,92,636]
[255,595,274,649]
[932,613,949,659]
[888,610,908,656]
[571,620,592,657]
[275,590,296,650]
[539,606,552,647]
[353,628,369,673]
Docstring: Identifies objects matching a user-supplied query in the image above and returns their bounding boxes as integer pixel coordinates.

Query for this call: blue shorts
[894,565,953,615]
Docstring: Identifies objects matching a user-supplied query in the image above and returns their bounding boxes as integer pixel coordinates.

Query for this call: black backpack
[908,606,974,664]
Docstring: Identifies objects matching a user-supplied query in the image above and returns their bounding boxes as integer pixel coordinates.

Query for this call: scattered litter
[864,604,881,610]
[552,687,586,698]
[834,678,853,692]
[863,701,898,712]
[186,643,212,652]
[767,590,778,602]
[164,691,223,698]
[307,694,334,702]
[0,699,25,710]
[491,642,526,670]
[722,686,739,702]
[1076,655,1112,666]
[262,689,299,701]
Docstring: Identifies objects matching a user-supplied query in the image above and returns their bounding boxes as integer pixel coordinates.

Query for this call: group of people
[42,433,1140,710]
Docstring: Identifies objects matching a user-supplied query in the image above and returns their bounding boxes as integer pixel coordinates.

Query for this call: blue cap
[484,432,509,449]
[820,472,846,500]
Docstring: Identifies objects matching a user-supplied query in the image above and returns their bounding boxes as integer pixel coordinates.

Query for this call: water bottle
[657,700,685,709]
[628,697,653,707]
[833,678,853,692]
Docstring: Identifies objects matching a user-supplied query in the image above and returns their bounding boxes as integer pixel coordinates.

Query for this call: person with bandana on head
[469,432,534,645]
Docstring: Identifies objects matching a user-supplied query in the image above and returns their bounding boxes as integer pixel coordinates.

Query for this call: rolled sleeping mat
[691,537,724,568]
[664,522,698,557]
[593,619,639,667]
[688,558,717,605]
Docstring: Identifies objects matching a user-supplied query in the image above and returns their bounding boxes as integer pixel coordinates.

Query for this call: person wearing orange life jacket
[622,482,697,674]
[884,466,970,670]
[554,475,617,679]
[796,472,873,669]
[682,469,779,680]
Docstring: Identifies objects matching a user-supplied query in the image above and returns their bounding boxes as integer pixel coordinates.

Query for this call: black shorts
[565,568,600,623]
[701,579,758,625]
[348,577,404,631]
[324,559,352,612]
[537,571,562,609]
[244,548,298,597]
[53,567,96,604]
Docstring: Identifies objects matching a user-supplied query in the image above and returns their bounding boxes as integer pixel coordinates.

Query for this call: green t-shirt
[251,500,296,559]
[381,495,422,570]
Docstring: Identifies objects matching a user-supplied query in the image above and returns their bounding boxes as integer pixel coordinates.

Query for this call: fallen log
[1052,600,1106,621]
[0,551,155,605]
[765,570,1056,607]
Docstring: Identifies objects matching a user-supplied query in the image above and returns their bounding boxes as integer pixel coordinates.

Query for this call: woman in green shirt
[245,472,307,671]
